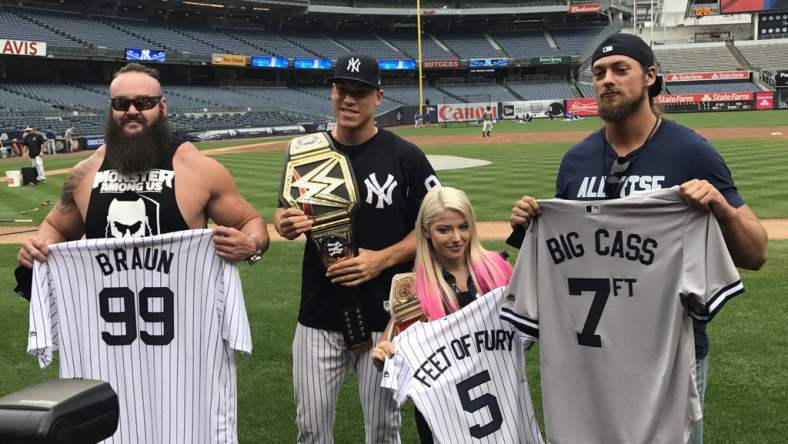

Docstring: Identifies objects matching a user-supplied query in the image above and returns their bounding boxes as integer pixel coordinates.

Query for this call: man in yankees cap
[275,52,439,443]
[507,33,766,444]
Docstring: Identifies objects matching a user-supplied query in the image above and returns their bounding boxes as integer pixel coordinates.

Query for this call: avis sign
[437,103,498,122]
[1,39,46,57]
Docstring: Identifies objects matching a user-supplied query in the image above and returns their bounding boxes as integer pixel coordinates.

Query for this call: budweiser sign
[438,103,498,122]
[565,98,598,116]
[0,39,46,57]
[424,60,460,69]
[569,2,601,13]
[664,71,750,82]
[655,92,754,104]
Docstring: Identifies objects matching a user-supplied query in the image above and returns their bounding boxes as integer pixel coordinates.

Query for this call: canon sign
[438,103,498,122]
[1,39,46,57]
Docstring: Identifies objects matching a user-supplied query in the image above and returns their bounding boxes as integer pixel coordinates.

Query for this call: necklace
[601,116,661,175]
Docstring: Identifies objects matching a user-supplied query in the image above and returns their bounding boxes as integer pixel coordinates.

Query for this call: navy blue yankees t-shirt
[554,119,743,359]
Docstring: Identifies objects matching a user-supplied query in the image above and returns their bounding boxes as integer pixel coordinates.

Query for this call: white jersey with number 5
[381,288,544,444]
[500,187,744,444]
[27,229,252,444]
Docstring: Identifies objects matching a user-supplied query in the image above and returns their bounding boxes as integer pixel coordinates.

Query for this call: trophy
[280,132,371,351]
[388,273,427,338]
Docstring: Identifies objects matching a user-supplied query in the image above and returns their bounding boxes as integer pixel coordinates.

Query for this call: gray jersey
[382,288,544,444]
[28,229,252,444]
[501,187,743,444]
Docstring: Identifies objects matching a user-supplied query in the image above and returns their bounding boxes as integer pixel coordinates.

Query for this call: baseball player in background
[372,186,516,443]
[274,52,439,444]
[481,106,493,137]
[507,33,767,444]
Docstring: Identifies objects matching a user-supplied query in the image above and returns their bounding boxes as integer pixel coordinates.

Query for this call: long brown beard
[598,86,648,122]
[104,111,171,174]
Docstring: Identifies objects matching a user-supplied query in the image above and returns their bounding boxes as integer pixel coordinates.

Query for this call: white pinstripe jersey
[501,187,744,444]
[381,288,544,444]
[27,229,252,444]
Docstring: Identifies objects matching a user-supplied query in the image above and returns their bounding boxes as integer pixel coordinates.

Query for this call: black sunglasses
[603,157,631,199]
[110,96,162,112]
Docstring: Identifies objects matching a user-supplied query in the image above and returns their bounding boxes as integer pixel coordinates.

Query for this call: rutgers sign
[424,60,460,69]
[565,98,599,116]
[437,103,498,122]
[0,39,47,57]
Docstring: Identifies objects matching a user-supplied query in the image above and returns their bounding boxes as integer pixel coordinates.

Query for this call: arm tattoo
[58,168,85,213]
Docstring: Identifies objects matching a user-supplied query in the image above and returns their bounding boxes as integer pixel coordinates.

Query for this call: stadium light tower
[417,0,424,115]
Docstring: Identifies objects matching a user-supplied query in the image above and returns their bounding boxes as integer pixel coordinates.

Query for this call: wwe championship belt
[388,273,427,339]
[280,132,371,351]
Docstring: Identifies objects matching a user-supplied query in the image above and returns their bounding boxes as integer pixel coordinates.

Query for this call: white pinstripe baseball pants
[293,323,401,444]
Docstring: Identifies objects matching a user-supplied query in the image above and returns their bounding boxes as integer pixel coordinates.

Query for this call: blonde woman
[372,186,512,443]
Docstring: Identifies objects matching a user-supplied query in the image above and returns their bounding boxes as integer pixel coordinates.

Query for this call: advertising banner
[721,0,788,14]
[569,3,602,13]
[664,71,751,82]
[251,56,289,68]
[654,92,754,104]
[530,56,572,65]
[0,39,46,57]
[775,70,788,87]
[755,91,774,110]
[565,98,599,116]
[468,58,508,68]
[501,100,562,119]
[379,60,417,70]
[184,125,305,142]
[295,58,333,70]
[424,60,460,69]
[125,48,166,62]
[211,53,248,67]
[437,102,499,122]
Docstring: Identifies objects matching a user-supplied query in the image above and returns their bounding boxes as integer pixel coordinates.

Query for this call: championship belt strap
[280,132,371,351]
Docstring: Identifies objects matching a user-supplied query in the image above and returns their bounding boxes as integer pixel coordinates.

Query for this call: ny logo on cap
[602,45,613,53]
[347,58,361,73]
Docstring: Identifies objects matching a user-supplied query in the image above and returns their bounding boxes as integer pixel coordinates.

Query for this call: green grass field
[0,111,787,442]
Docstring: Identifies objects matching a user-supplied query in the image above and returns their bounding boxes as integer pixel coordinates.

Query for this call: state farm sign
[565,98,598,116]
[1,39,47,57]
[755,92,774,110]
[655,92,754,104]
[664,71,750,82]
[438,102,498,122]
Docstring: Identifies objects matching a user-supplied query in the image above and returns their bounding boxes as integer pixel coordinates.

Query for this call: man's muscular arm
[17,157,93,267]
[201,155,269,262]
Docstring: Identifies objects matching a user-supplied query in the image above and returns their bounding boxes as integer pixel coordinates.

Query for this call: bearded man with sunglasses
[17,63,268,266]
[507,34,766,444]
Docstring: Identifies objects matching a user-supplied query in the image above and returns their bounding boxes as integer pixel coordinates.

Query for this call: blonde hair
[414,186,512,320]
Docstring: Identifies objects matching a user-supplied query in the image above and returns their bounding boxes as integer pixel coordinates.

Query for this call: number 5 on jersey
[99,286,174,346]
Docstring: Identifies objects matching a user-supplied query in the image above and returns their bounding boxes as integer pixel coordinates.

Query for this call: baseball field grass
[0,110,787,442]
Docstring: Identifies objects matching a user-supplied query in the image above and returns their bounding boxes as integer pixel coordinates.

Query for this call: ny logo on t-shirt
[364,173,397,209]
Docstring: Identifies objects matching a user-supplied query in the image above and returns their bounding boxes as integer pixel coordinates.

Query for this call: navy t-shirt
[554,119,743,359]
[296,129,439,332]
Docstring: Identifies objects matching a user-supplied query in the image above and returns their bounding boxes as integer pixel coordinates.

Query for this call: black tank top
[85,137,190,239]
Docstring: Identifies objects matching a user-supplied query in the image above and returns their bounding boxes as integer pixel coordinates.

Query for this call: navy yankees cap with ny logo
[328,52,381,90]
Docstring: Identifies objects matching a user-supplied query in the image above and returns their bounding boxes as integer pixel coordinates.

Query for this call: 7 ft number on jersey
[569,277,636,348]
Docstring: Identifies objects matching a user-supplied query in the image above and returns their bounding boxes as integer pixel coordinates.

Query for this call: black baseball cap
[592,33,662,97]
[328,52,381,90]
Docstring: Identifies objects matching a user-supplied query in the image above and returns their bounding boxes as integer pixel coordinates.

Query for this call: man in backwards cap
[275,52,439,443]
[508,33,766,443]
